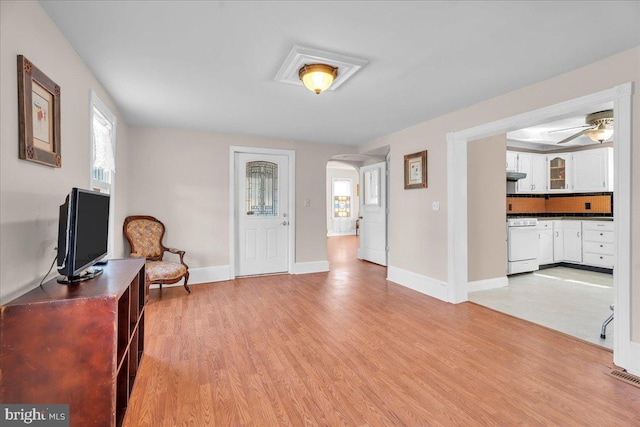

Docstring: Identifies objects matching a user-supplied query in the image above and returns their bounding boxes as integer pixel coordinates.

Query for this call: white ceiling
[39,1,640,146]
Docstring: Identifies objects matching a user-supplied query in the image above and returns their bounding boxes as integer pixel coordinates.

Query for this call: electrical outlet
[432,201,440,211]
[304,199,311,208]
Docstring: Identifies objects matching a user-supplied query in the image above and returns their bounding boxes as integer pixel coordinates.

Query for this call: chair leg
[600,304,614,339]
[183,272,191,294]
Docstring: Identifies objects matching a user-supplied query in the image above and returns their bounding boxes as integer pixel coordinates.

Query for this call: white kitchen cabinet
[582,221,615,268]
[531,154,547,193]
[506,151,518,172]
[562,220,582,263]
[538,221,554,265]
[517,153,547,193]
[548,153,571,192]
[572,147,613,192]
[553,221,564,262]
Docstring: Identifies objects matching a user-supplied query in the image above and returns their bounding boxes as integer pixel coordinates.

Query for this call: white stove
[507,218,539,274]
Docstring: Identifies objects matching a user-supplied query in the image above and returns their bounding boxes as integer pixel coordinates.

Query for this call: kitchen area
[469,112,615,349]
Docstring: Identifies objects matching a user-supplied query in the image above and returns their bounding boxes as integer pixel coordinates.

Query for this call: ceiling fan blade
[557,128,590,144]
[548,125,592,134]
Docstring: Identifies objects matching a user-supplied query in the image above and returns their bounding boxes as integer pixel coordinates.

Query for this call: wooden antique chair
[123,215,190,294]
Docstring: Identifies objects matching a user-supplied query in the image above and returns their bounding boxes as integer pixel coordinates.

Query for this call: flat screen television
[57,188,110,283]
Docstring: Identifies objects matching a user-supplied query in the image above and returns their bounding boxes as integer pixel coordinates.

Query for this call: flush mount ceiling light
[298,63,339,94]
[275,45,368,94]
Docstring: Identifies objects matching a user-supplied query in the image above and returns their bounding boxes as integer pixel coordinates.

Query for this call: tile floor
[469,266,614,349]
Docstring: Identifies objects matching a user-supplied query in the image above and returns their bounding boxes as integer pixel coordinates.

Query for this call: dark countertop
[536,217,614,221]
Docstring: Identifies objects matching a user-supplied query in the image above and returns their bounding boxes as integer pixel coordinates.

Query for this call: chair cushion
[146,261,187,283]
[125,219,164,258]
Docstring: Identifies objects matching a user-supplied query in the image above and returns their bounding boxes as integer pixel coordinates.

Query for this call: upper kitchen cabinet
[547,153,571,192]
[572,147,613,192]
[506,151,518,172]
[517,153,547,194]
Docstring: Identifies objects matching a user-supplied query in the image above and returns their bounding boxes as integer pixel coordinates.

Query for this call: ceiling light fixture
[585,122,614,143]
[298,63,338,95]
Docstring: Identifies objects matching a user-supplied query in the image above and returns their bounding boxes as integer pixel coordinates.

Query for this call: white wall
[326,162,359,236]
[0,1,130,304]
[360,46,640,338]
[126,127,356,272]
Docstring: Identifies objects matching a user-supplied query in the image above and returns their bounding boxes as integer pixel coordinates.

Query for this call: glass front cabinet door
[548,154,571,191]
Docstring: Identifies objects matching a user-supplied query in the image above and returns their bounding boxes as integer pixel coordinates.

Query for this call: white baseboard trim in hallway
[467,276,508,293]
[294,261,330,274]
[387,265,448,302]
[327,231,357,237]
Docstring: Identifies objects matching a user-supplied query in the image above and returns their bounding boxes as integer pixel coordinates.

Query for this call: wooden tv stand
[1,258,146,427]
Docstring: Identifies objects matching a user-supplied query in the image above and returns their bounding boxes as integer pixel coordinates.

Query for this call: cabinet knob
[600,233,603,236]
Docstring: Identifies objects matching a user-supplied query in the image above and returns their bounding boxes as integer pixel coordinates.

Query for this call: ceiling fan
[552,110,614,144]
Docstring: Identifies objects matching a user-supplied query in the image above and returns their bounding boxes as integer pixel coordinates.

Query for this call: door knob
[281,221,289,226]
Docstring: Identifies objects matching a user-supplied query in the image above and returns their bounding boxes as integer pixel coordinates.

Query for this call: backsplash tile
[506,193,612,217]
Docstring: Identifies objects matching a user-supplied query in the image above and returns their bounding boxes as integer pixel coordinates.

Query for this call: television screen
[57,188,110,281]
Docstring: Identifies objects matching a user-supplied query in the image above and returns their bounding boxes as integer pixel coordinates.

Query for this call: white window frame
[89,90,117,258]
[332,177,353,219]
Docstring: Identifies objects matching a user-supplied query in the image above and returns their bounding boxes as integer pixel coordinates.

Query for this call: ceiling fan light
[299,63,338,94]
[585,124,614,143]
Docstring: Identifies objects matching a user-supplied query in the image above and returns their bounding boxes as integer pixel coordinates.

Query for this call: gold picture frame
[404,150,427,189]
[17,55,62,168]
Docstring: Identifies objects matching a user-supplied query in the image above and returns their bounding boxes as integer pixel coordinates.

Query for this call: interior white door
[236,153,289,276]
[358,161,387,266]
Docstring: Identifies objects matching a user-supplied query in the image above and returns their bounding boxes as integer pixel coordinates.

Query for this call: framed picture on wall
[404,150,427,189]
[17,55,62,168]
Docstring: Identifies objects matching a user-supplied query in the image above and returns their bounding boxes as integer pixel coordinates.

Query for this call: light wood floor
[124,236,640,426]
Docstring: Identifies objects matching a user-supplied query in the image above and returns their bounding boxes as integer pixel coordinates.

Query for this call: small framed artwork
[404,150,427,189]
[17,55,62,168]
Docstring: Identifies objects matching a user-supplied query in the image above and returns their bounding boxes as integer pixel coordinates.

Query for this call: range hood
[507,172,527,181]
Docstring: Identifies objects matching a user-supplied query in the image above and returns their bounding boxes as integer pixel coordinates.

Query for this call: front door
[358,161,387,266]
[236,153,289,276]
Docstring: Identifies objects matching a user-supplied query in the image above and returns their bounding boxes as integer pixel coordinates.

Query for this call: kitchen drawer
[583,252,615,268]
[582,221,614,232]
[583,241,614,255]
[583,229,614,243]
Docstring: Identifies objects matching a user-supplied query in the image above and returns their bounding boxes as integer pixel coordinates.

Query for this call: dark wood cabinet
[1,258,146,427]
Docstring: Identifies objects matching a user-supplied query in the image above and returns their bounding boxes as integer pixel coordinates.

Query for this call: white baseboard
[387,265,448,302]
[149,265,231,289]
[190,265,231,284]
[327,231,357,237]
[293,260,330,274]
[467,276,508,293]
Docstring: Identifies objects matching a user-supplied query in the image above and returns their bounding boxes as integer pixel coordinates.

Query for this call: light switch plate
[432,201,440,211]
